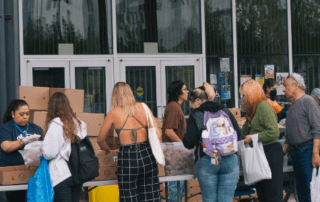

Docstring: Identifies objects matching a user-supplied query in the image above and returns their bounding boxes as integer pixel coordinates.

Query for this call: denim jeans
[53,177,82,202]
[290,144,314,202]
[168,181,184,202]
[195,154,239,202]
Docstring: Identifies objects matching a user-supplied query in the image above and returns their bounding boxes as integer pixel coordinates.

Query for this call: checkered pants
[117,141,160,202]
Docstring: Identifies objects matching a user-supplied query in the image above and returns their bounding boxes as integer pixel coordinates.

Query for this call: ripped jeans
[195,154,239,202]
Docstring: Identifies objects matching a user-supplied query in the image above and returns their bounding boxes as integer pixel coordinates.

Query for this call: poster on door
[264,65,275,79]
[240,75,252,85]
[220,58,230,72]
[255,75,265,87]
[221,85,231,100]
[276,72,289,95]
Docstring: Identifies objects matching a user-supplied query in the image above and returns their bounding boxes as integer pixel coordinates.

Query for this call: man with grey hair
[311,88,320,105]
[283,73,320,202]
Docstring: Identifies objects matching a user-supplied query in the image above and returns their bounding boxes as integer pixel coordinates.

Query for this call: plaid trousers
[117,141,160,202]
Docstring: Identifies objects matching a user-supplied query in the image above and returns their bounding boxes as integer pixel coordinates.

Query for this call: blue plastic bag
[27,156,54,202]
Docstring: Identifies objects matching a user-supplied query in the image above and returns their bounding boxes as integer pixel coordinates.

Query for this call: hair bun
[203,82,215,101]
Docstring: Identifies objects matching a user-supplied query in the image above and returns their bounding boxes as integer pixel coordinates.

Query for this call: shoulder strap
[120,116,130,130]
[132,116,145,128]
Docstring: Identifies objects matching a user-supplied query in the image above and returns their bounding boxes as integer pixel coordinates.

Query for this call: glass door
[119,60,161,118]
[160,59,202,117]
[70,60,113,114]
[27,61,70,88]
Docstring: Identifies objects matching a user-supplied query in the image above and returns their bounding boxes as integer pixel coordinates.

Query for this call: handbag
[142,103,165,167]
[311,167,320,202]
[238,134,272,185]
[27,156,54,202]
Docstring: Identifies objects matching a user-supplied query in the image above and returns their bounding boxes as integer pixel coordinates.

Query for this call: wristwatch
[19,139,24,146]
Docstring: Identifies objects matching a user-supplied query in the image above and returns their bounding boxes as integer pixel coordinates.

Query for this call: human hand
[22,134,41,144]
[244,135,252,144]
[312,153,320,168]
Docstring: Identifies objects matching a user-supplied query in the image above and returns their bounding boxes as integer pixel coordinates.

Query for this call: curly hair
[111,82,136,116]
[2,99,29,124]
[167,80,184,103]
[43,92,81,143]
[240,79,267,122]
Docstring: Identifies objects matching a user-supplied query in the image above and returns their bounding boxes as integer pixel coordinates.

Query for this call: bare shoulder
[106,107,126,119]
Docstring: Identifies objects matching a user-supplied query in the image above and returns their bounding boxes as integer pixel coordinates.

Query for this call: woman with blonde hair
[239,79,283,202]
[42,92,87,202]
[183,82,241,202]
[98,82,161,202]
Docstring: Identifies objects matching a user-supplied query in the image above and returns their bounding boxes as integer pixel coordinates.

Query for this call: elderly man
[283,73,320,202]
[311,88,320,105]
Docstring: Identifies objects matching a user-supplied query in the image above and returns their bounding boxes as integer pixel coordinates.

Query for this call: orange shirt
[267,99,282,114]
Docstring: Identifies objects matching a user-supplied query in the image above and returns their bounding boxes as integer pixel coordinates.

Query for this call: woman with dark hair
[183,82,241,202]
[41,92,87,202]
[263,79,282,115]
[0,99,42,202]
[240,80,283,202]
[98,82,161,202]
[162,80,189,202]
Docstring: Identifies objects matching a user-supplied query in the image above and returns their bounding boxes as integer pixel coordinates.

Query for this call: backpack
[201,110,238,164]
[68,136,99,185]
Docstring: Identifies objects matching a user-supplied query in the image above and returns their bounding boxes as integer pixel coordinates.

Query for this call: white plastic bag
[311,167,320,202]
[238,134,272,185]
[19,141,43,168]
[142,103,165,167]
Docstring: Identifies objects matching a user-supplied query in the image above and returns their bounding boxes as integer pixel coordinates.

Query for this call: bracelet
[19,139,24,146]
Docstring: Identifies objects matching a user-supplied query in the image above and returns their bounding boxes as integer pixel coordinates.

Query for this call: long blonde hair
[239,79,267,122]
[111,82,136,115]
[43,92,80,143]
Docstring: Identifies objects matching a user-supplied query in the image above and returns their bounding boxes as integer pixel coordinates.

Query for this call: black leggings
[53,177,82,202]
[255,142,284,202]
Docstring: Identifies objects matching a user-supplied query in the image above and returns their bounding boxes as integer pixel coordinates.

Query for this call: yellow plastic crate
[89,185,119,202]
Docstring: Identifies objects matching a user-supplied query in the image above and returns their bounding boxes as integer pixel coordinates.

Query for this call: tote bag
[311,167,320,202]
[238,134,272,185]
[142,103,165,167]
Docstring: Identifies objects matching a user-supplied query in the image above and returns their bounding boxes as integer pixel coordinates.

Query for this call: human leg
[53,177,73,202]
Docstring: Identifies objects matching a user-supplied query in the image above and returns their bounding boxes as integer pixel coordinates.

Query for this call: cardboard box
[228,108,241,119]
[95,150,119,167]
[158,165,165,177]
[0,165,37,185]
[18,86,50,110]
[89,137,100,151]
[29,111,47,130]
[49,88,84,112]
[92,166,117,181]
[77,113,105,137]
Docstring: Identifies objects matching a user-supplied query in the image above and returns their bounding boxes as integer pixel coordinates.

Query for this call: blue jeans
[168,181,184,202]
[195,154,239,202]
[291,144,314,202]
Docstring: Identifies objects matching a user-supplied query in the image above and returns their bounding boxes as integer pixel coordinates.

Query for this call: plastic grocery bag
[27,156,54,202]
[19,141,43,168]
[238,134,272,185]
[311,167,320,202]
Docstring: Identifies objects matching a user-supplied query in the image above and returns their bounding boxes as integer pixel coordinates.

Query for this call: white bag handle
[142,103,155,128]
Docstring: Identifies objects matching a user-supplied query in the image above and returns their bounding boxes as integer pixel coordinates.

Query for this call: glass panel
[23,0,113,55]
[292,1,320,54]
[33,67,65,88]
[238,55,289,102]
[206,57,235,108]
[205,0,233,55]
[125,66,157,117]
[165,66,194,116]
[236,0,288,54]
[75,67,106,114]
[116,0,201,54]
[293,56,320,95]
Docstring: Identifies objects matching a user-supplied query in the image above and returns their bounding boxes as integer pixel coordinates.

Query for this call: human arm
[165,129,182,142]
[1,140,24,153]
[240,121,249,140]
[257,102,279,144]
[97,112,112,154]
[283,143,289,154]
[312,139,320,167]
[42,122,63,160]
[183,114,199,149]
[163,104,183,142]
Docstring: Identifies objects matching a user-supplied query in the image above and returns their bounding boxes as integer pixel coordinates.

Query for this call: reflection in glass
[293,56,320,94]
[33,67,65,88]
[236,0,288,54]
[116,0,201,54]
[76,67,106,114]
[165,66,194,116]
[205,0,233,55]
[126,66,157,117]
[23,0,113,55]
